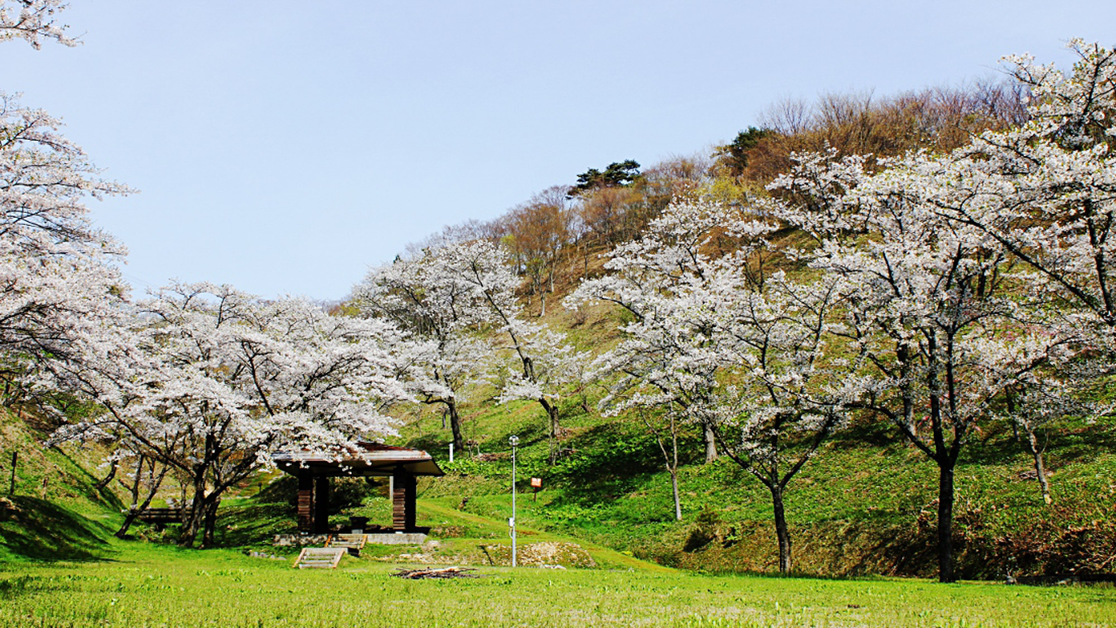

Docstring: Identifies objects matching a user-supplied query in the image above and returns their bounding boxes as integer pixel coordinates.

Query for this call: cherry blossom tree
[909,40,1116,344]
[54,284,410,546]
[354,250,492,453]
[0,89,133,406]
[769,145,1079,582]
[0,0,135,410]
[442,240,585,462]
[710,270,853,574]
[567,198,752,496]
[568,198,850,574]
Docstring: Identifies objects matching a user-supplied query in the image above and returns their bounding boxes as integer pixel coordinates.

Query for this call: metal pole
[509,434,519,568]
[449,442,454,463]
[511,441,517,567]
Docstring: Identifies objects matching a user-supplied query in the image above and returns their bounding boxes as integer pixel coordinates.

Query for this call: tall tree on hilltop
[571,159,642,195]
[714,127,773,178]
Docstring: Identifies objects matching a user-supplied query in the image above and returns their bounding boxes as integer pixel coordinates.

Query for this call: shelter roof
[273,442,444,477]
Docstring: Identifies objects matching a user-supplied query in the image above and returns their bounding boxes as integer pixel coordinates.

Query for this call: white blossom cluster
[0,0,74,49]
[356,239,585,455]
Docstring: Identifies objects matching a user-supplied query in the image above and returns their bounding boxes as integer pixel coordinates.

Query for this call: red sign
[530,477,542,488]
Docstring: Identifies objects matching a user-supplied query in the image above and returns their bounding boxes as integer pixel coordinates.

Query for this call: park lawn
[0,539,1113,627]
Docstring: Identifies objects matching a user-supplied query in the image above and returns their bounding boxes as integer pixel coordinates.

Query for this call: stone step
[293,547,346,569]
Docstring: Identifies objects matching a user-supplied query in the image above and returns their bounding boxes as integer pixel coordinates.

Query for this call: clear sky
[2,1,1114,300]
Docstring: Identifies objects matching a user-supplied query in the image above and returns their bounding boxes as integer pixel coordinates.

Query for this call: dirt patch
[518,541,596,568]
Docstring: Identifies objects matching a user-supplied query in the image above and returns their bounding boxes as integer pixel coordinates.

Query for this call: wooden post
[313,476,330,534]
[8,451,15,497]
[404,473,416,531]
[296,474,313,532]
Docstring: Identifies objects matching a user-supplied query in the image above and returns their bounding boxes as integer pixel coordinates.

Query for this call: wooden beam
[392,470,416,532]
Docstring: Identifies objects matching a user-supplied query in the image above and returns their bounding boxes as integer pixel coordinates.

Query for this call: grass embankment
[399,392,1116,579]
[0,410,124,563]
[1,540,1114,627]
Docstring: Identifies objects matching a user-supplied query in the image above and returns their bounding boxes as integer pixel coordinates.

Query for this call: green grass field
[1,539,1114,628]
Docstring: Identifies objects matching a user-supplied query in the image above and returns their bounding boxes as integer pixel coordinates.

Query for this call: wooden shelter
[273,443,444,534]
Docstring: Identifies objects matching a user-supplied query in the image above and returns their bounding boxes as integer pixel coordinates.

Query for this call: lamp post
[509,434,519,568]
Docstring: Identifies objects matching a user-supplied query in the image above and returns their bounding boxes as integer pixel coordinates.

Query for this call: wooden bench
[133,507,185,527]
[325,534,367,557]
[293,548,346,569]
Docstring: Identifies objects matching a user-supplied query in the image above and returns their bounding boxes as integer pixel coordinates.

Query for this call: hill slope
[0,410,124,563]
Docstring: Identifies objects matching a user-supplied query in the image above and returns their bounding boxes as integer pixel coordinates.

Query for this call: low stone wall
[273,532,428,546]
[273,534,330,547]
[365,533,427,545]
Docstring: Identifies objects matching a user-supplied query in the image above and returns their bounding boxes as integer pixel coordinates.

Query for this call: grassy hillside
[394,402,1116,580]
[0,409,125,563]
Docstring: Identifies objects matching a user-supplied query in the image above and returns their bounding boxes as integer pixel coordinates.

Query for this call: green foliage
[571,159,642,195]
[715,126,773,176]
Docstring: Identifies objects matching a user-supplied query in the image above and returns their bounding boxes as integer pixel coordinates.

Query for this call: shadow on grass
[549,423,684,498]
[213,502,297,548]
[0,496,114,562]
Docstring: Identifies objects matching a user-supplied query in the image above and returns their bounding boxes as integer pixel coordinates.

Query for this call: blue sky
[2,1,1114,300]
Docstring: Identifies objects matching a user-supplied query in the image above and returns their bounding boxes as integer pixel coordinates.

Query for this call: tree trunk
[1006,390,1052,505]
[116,457,168,539]
[541,398,561,464]
[127,454,145,507]
[93,459,118,492]
[937,461,956,583]
[703,422,718,463]
[202,495,221,547]
[669,467,682,521]
[179,471,207,547]
[447,399,465,454]
[770,485,792,574]
[1020,421,1052,505]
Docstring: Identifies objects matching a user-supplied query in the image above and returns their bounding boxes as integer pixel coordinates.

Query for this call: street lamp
[508,434,519,568]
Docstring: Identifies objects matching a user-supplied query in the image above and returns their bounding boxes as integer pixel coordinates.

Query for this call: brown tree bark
[937,462,956,583]
[541,397,561,463]
[115,455,168,539]
[446,399,464,454]
[1021,423,1053,505]
[771,485,791,574]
